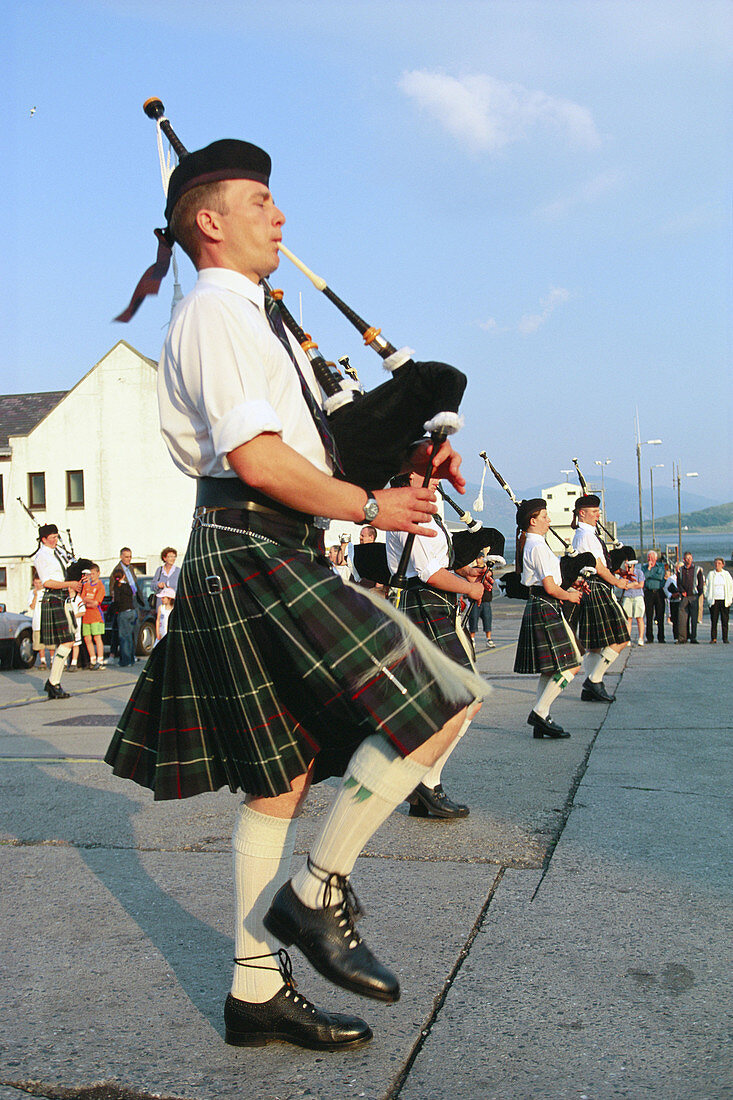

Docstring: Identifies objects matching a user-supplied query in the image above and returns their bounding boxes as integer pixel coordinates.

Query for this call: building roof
[0,391,69,453]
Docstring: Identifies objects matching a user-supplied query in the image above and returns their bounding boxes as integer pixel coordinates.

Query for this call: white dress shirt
[33,544,66,586]
[157,267,331,480]
[521,533,562,588]
[386,516,450,583]
[571,521,605,563]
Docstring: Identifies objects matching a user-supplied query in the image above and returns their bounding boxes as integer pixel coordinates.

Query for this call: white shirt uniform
[386,515,450,583]
[521,533,562,589]
[33,544,66,586]
[571,521,605,563]
[157,268,331,480]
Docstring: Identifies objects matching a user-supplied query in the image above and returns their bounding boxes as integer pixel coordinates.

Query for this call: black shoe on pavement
[527,711,571,739]
[224,954,372,1050]
[408,782,470,818]
[581,678,615,703]
[264,878,400,1003]
[44,680,70,700]
[690,638,699,644]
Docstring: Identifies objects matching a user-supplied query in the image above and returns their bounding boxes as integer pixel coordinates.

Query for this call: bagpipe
[121,98,468,496]
[479,455,596,599]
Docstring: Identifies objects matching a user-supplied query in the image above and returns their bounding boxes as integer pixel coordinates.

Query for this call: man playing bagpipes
[106,135,488,1051]
[570,494,632,701]
[386,449,490,818]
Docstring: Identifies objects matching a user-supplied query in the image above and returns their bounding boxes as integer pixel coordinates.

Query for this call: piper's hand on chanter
[410,438,466,494]
[564,587,583,604]
[371,487,439,536]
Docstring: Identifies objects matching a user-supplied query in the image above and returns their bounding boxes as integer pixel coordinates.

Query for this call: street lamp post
[650,464,664,552]
[636,432,662,554]
[674,463,699,562]
[594,459,611,528]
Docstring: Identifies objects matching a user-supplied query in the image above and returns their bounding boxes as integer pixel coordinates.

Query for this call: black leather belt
[531,585,550,596]
[195,477,311,522]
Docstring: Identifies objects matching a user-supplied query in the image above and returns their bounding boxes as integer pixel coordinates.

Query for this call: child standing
[81,564,106,669]
[156,587,176,643]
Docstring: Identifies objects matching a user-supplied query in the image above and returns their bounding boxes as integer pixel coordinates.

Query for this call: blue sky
[5,0,732,514]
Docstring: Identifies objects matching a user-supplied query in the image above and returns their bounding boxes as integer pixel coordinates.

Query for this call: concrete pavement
[0,598,730,1099]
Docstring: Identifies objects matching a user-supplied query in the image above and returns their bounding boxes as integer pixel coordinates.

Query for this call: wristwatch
[361,493,379,524]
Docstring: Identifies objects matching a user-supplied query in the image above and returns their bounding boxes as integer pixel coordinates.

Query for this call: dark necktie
[434,513,455,568]
[264,294,344,475]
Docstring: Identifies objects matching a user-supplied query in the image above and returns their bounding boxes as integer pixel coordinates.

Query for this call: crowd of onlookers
[616,550,733,645]
[25,545,180,670]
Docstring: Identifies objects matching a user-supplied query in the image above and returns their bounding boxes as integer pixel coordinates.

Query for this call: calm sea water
[643,531,733,562]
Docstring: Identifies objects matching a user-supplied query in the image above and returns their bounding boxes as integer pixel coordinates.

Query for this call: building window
[28,472,46,510]
[0,567,6,589]
[66,470,85,509]
[0,473,4,511]
[547,492,553,499]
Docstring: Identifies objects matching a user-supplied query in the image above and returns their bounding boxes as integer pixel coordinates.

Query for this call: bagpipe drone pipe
[120,99,468,494]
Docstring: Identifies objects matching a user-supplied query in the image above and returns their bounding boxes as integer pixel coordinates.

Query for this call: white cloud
[535,169,626,219]
[399,71,601,153]
[480,287,571,336]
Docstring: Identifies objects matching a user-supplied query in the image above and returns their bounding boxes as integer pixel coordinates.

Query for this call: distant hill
[619,502,733,534]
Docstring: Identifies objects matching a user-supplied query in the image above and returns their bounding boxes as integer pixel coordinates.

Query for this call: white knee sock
[292,735,430,910]
[422,714,471,790]
[49,644,72,686]
[231,803,298,1003]
[586,647,618,683]
[534,671,574,719]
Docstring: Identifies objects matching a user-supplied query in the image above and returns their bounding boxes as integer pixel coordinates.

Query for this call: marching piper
[106,136,487,1051]
[570,494,631,702]
[386,455,487,817]
[32,524,81,699]
[513,500,583,738]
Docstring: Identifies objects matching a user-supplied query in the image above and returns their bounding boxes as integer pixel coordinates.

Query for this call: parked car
[0,604,35,669]
[101,575,158,659]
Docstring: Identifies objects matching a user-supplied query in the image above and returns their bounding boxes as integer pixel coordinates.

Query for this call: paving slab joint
[384,865,507,1099]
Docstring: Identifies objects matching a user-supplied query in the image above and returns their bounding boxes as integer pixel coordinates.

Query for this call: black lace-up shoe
[527,711,571,739]
[44,680,70,700]
[224,987,371,1049]
[580,678,615,703]
[264,880,400,1003]
[407,783,470,818]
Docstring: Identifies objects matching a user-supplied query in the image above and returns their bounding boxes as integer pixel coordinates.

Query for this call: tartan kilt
[569,576,630,650]
[514,593,582,675]
[105,511,483,801]
[39,591,74,647]
[399,586,474,672]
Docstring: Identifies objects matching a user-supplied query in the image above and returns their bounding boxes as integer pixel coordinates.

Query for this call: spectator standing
[111,568,137,666]
[152,547,180,600]
[620,558,646,645]
[27,576,53,669]
[81,564,106,669]
[641,550,666,643]
[156,587,176,643]
[67,580,88,671]
[704,558,733,643]
[328,543,351,582]
[663,565,681,641]
[676,552,704,644]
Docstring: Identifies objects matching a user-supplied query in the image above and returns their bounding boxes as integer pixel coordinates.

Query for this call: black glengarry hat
[516,498,546,531]
[574,493,601,511]
[116,138,271,323]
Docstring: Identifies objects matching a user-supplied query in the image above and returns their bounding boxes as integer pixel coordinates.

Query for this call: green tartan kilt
[105,511,477,801]
[400,586,474,672]
[40,591,74,647]
[514,593,582,675]
[568,576,630,650]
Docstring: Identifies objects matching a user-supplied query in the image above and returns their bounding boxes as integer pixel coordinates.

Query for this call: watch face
[364,498,379,522]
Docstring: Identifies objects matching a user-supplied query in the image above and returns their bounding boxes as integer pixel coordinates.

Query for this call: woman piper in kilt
[32,524,82,700]
[386,461,487,817]
[106,135,488,1052]
[570,494,631,702]
[514,499,583,738]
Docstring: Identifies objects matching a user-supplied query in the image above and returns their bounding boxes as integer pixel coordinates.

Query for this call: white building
[541,481,580,551]
[0,341,195,612]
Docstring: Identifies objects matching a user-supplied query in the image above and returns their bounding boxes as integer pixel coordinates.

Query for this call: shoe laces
[307,857,364,950]
[233,948,317,1014]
